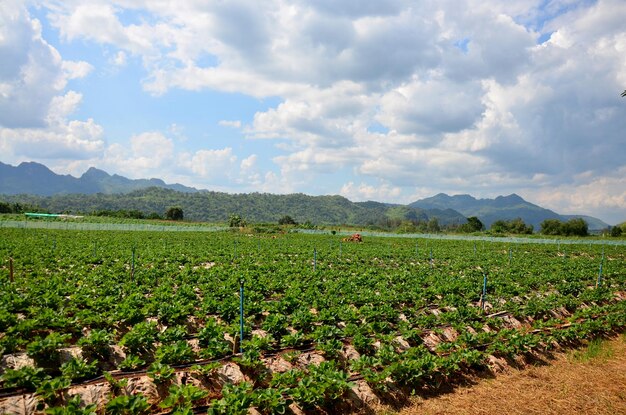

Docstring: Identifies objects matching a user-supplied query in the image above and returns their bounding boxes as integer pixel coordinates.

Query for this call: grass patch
[571,338,613,362]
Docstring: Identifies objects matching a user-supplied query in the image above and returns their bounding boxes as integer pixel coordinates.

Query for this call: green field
[1,228,625,414]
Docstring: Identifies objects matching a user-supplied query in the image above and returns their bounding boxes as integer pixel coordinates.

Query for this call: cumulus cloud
[377,78,485,137]
[340,181,402,202]
[0,2,63,128]
[183,148,237,179]
[0,118,105,160]
[0,1,101,165]
[240,154,257,171]
[523,167,626,225]
[7,0,625,222]
[62,131,252,191]
[62,60,94,79]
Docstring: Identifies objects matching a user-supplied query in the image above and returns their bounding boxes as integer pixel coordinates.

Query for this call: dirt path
[392,336,626,415]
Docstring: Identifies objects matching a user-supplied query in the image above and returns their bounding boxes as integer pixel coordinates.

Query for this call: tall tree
[165,206,184,221]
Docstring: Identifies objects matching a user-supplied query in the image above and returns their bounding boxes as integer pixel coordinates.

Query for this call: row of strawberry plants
[1,227,624,412]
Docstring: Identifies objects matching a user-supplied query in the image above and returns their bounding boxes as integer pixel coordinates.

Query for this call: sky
[0,0,625,224]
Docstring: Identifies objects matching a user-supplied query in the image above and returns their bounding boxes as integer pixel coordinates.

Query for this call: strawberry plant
[26,332,71,369]
[36,376,71,406]
[105,394,151,415]
[119,321,158,357]
[1,366,49,390]
[235,347,267,378]
[77,329,112,360]
[317,339,343,359]
[60,357,100,381]
[154,340,195,365]
[103,371,130,396]
[45,395,97,415]
[389,351,438,388]
[253,387,290,414]
[147,362,175,384]
[280,331,305,348]
[290,361,353,409]
[208,382,254,415]
[261,313,288,337]
[352,332,375,355]
[119,354,146,371]
[189,362,221,379]
[159,384,208,413]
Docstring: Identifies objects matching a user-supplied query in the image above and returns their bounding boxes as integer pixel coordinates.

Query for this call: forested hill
[0,187,467,226]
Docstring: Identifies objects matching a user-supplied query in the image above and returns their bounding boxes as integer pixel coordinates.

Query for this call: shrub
[165,207,184,221]
[278,215,297,225]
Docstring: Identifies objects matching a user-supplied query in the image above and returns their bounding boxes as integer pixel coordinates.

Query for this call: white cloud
[111,50,127,66]
[0,1,103,165]
[377,77,485,136]
[58,131,248,190]
[340,181,402,202]
[62,60,93,79]
[0,2,64,128]
[218,120,242,128]
[51,4,130,48]
[240,154,257,171]
[523,167,626,225]
[5,0,624,223]
[0,118,105,160]
[183,147,237,179]
[130,132,174,167]
[167,123,186,141]
[47,91,84,122]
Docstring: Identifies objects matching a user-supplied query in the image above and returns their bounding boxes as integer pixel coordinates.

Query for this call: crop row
[0,228,624,413]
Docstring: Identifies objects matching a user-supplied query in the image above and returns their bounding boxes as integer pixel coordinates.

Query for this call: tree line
[2,192,620,237]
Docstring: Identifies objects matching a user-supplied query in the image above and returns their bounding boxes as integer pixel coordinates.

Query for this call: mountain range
[0,161,612,229]
[0,161,197,195]
[409,193,610,230]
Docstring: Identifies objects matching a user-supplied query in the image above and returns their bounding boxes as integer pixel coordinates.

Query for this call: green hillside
[0,187,467,226]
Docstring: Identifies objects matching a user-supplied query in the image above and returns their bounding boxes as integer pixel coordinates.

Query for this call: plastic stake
[481,274,488,311]
[131,245,136,279]
[239,279,245,354]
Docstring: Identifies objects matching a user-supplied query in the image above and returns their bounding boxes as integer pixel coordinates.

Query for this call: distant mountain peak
[497,193,524,201]
[0,161,197,196]
[18,161,54,173]
[410,192,609,230]
[81,167,110,180]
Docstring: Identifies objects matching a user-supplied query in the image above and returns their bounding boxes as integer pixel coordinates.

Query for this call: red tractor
[342,233,363,242]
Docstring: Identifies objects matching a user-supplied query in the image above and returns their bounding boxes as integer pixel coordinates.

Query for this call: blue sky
[1,0,625,224]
